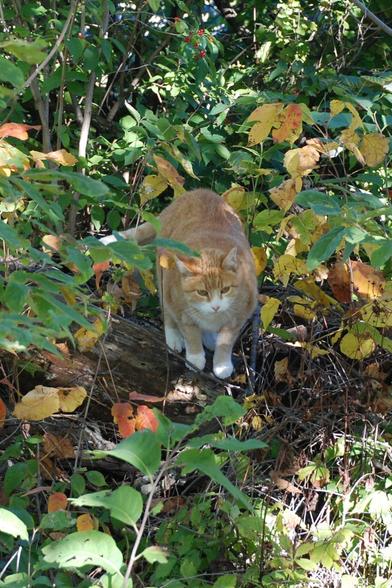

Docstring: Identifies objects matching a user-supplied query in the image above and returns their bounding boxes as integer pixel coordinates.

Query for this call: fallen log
[41,314,228,424]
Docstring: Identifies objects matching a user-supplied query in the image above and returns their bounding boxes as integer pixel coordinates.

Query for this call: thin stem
[349,0,392,37]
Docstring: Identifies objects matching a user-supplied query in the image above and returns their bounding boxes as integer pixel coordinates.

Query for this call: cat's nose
[211,305,220,312]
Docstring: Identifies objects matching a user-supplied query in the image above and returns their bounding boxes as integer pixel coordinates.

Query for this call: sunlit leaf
[260,296,281,330]
[359,133,389,167]
[269,178,298,211]
[139,174,168,205]
[284,145,320,178]
[30,149,78,166]
[247,103,283,145]
[251,246,267,276]
[273,254,309,286]
[76,513,96,532]
[112,402,135,438]
[0,122,41,140]
[272,103,303,144]
[48,492,68,513]
[340,330,376,360]
[134,405,159,433]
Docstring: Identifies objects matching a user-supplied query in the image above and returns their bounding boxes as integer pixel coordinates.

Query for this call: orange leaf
[76,513,96,532]
[328,262,351,303]
[48,492,68,513]
[134,405,158,433]
[0,122,41,140]
[111,402,135,438]
[93,260,110,289]
[272,104,303,144]
[129,391,164,403]
[0,398,6,428]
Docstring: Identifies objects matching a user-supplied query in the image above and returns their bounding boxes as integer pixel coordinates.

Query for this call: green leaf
[187,434,267,451]
[39,511,75,531]
[371,240,392,267]
[307,227,346,271]
[0,56,24,87]
[147,0,160,12]
[86,470,107,487]
[177,448,252,510]
[141,545,169,564]
[42,530,123,575]
[295,190,341,216]
[0,39,47,64]
[254,209,285,229]
[213,575,237,588]
[96,430,161,479]
[69,485,143,526]
[0,508,28,540]
[194,396,245,429]
[0,220,28,250]
[296,558,318,571]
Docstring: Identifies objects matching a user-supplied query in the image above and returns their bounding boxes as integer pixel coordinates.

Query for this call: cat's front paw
[186,352,206,371]
[165,327,184,352]
[213,360,234,379]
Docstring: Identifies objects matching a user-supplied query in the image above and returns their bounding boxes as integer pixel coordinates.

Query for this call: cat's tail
[100,222,157,246]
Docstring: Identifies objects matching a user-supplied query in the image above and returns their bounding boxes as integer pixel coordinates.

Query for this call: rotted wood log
[41,315,226,424]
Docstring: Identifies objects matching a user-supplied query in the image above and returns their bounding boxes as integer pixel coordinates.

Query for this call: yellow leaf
[299,103,314,125]
[30,149,78,166]
[251,246,267,276]
[272,104,303,144]
[75,318,106,352]
[345,102,362,131]
[284,145,320,179]
[159,252,175,269]
[339,129,365,165]
[222,185,246,211]
[361,300,392,328]
[273,254,308,286]
[269,179,298,211]
[13,386,60,420]
[260,296,281,330]
[306,138,341,157]
[300,343,330,358]
[294,278,338,308]
[153,155,185,195]
[274,357,289,383]
[77,513,96,532]
[251,415,264,431]
[359,133,389,167]
[140,269,157,294]
[247,103,283,145]
[57,386,87,412]
[340,331,375,360]
[293,304,316,321]
[139,174,168,205]
[330,99,345,117]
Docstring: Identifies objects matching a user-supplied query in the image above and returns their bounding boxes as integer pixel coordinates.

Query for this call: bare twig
[349,0,392,37]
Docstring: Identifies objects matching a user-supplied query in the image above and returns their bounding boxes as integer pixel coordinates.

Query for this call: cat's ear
[175,256,200,275]
[222,247,237,271]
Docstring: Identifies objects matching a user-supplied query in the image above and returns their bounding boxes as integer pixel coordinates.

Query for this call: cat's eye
[221,286,231,294]
[197,289,209,297]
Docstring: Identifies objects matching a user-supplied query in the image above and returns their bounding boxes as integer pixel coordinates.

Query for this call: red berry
[174,16,181,22]
[198,28,205,36]
[184,36,191,43]
[200,50,206,58]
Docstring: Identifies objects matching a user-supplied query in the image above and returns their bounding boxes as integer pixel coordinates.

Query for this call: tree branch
[350,0,392,37]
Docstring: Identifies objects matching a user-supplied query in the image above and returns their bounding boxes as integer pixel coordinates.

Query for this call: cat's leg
[181,323,205,371]
[213,326,240,379]
[202,331,217,351]
[164,313,184,352]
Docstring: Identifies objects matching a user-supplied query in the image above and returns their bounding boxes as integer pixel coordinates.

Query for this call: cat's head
[175,247,239,314]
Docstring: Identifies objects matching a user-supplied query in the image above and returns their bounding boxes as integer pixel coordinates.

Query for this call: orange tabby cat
[101,189,257,378]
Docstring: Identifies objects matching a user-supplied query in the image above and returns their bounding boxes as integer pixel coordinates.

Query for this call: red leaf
[111,402,135,438]
[48,492,68,513]
[129,391,164,404]
[0,122,41,141]
[134,405,158,433]
[0,398,6,428]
